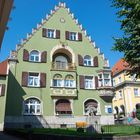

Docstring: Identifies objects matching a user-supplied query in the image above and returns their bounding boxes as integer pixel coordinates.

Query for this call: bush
[77,128,84,133]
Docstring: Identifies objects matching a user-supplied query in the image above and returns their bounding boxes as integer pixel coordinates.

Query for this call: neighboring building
[0,0,14,48]
[3,2,114,129]
[112,59,140,120]
[0,59,8,130]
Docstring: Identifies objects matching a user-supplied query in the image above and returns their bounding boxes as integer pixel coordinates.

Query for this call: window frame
[84,76,94,89]
[29,50,40,62]
[23,98,41,115]
[84,55,93,66]
[134,88,139,97]
[47,29,56,38]
[28,73,40,87]
[69,32,78,41]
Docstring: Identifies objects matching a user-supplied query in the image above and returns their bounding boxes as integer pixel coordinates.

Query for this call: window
[113,79,116,86]
[134,88,139,97]
[54,56,68,70]
[85,76,94,89]
[119,90,123,99]
[23,98,41,115]
[105,105,112,114]
[65,75,75,88]
[53,74,63,87]
[28,73,40,87]
[84,55,93,66]
[55,99,72,115]
[98,73,111,87]
[118,76,122,83]
[29,50,40,62]
[69,32,77,41]
[47,29,56,38]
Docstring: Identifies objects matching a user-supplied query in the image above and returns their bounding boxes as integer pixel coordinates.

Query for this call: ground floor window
[55,99,72,115]
[23,98,41,115]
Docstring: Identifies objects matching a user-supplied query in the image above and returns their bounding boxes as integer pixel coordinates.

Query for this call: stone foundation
[4,115,114,128]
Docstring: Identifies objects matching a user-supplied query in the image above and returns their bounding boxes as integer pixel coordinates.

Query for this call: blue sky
[0,0,123,67]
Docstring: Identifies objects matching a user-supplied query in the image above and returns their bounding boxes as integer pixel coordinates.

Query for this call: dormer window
[29,50,40,62]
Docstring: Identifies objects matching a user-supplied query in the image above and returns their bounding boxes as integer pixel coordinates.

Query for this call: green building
[2,2,114,129]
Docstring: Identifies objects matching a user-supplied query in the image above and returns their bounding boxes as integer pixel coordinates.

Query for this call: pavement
[0,131,24,140]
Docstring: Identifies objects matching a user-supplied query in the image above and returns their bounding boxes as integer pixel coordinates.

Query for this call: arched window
[84,55,92,66]
[29,50,40,62]
[55,99,72,115]
[23,98,41,115]
[53,74,63,87]
[65,75,75,88]
[84,99,98,116]
[54,55,68,69]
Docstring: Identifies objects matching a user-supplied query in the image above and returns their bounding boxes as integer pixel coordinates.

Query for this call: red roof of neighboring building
[112,59,130,76]
[0,59,8,76]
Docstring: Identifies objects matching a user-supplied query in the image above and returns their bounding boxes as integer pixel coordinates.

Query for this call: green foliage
[136,108,140,120]
[112,0,140,76]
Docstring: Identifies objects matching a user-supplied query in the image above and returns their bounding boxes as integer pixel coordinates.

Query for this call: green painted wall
[0,76,7,123]
[5,7,112,117]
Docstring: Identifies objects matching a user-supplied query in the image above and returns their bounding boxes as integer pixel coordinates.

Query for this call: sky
[0,0,123,67]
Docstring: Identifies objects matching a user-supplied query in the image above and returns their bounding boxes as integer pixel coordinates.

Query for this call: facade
[3,3,114,129]
[112,59,140,120]
[0,59,8,130]
[0,0,14,48]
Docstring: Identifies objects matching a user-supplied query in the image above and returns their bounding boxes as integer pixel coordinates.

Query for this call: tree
[112,0,140,77]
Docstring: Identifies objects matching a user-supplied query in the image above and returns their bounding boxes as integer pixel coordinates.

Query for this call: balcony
[50,88,77,97]
[51,62,76,71]
[99,89,114,98]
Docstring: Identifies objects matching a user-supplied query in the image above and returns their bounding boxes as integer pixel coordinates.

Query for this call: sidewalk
[0,131,24,140]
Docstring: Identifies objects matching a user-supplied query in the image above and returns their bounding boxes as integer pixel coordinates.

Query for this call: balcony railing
[99,89,114,97]
[50,88,77,97]
[52,62,76,71]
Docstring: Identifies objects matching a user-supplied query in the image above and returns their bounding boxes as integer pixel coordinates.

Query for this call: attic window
[66,31,82,41]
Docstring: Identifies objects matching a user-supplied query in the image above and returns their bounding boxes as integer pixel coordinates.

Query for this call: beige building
[112,59,140,119]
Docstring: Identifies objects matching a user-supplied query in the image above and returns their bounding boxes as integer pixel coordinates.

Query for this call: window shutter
[65,31,69,40]
[56,30,60,39]
[94,56,98,67]
[79,75,85,89]
[78,33,82,41]
[40,73,46,87]
[22,72,28,87]
[78,54,83,66]
[23,49,29,61]
[95,76,98,89]
[41,51,47,63]
[42,28,47,37]
[1,84,6,96]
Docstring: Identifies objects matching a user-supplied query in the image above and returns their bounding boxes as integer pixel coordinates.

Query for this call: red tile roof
[0,59,8,76]
[112,59,130,76]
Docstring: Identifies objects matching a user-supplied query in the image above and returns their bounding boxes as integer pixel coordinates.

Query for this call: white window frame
[28,73,40,87]
[47,29,56,38]
[29,50,40,62]
[98,73,111,87]
[84,76,94,89]
[53,79,63,87]
[84,55,93,66]
[69,32,78,41]
[105,105,112,114]
[65,80,75,88]
[23,98,41,115]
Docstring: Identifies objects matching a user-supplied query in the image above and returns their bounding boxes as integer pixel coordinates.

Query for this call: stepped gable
[14,2,108,64]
